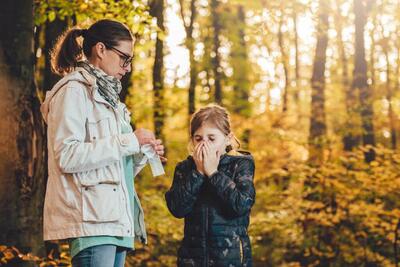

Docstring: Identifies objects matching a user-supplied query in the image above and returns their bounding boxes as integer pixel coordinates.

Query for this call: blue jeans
[71,245,127,267]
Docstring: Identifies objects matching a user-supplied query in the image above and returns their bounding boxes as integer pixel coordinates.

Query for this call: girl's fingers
[194,142,201,155]
[204,141,210,150]
[194,142,201,154]
[196,143,204,161]
[203,144,210,158]
[196,147,202,162]
[205,142,214,159]
[200,146,204,161]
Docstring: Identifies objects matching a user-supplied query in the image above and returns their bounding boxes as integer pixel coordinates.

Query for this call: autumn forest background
[1,0,400,266]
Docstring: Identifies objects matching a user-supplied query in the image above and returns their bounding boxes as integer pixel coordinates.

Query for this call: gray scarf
[78,61,122,108]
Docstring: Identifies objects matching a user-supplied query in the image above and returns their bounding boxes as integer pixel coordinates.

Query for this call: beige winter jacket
[41,67,147,241]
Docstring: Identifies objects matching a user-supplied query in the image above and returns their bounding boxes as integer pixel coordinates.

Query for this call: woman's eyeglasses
[106,45,133,68]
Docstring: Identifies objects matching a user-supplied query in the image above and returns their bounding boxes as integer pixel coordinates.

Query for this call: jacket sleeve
[208,158,255,217]
[50,83,141,173]
[165,161,205,218]
[132,153,148,177]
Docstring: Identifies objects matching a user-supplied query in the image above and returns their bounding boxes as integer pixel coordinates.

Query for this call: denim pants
[71,245,127,267]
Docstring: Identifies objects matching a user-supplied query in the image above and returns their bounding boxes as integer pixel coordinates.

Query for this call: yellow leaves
[0,246,19,265]
[79,3,89,11]
[369,160,379,167]
[47,10,56,22]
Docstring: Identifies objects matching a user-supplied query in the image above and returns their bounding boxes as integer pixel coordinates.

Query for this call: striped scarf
[78,61,122,108]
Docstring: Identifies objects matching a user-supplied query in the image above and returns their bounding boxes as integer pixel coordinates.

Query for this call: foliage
[0,244,70,266]
[24,0,400,266]
[34,0,154,35]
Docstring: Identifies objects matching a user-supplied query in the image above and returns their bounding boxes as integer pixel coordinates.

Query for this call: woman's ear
[93,42,106,60]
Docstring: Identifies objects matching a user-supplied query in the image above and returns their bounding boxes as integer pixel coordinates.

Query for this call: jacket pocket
[81,182,122,222]
[78,164,121,186]
[87,116,112,141]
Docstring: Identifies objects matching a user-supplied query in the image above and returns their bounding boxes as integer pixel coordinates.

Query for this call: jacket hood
[40,68,95,124]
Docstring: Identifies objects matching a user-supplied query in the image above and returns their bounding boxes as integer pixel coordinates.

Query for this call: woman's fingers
[154,144,164,156]
[134,128,156,146]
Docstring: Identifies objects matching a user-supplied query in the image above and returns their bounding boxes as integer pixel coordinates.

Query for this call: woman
[40,19,165,267]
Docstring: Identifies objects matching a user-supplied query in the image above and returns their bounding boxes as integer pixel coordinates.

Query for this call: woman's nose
[124,63,132,72]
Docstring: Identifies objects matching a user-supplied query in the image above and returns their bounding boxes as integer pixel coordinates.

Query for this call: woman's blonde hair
[189,104,240,153]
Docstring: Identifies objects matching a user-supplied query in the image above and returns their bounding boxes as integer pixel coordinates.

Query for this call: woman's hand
[134,128,155,146]
[193,142,205,175]
[152,139,167,163]
[203,141,220,177]
[134,129,167,162]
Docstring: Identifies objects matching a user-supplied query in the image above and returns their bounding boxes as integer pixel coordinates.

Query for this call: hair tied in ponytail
[81,29,88,38]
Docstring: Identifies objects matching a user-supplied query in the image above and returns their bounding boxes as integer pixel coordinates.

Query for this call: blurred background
[1,0,400,266]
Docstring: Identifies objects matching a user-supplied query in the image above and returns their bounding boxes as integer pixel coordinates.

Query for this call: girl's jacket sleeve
[165,159,205,218]
[208,157,255,217]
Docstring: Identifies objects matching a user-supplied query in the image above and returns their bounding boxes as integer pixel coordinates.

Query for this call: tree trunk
[278,15,290,114]
[334,0,349,89]
[396,21,400,148]
[188,0,197,116]
[308,0,329,165]
[43,18,67,92]
[0,0,47,261]
[211,0,222,104]
[369,16,377,87]
[353,0,375,162]
[383,43,396,149]
[293,11,300,103]
[334,0,360,151]
[178,0,197,117]
[149,0,166,146]
[231,5,251,148]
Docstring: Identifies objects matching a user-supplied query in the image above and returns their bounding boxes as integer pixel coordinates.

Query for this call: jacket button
[113,188,116,192]
[121,138,129,145]
[84,187,88,191]
[127,230,130,233]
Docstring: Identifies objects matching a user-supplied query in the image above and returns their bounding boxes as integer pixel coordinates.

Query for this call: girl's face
[192,122,231,155]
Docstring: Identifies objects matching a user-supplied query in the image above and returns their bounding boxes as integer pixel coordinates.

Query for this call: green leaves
[34,0,154,34]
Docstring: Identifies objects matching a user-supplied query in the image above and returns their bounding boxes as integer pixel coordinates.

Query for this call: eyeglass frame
[104,44,133,68]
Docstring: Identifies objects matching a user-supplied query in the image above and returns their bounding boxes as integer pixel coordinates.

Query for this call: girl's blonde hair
[189,104,240,153]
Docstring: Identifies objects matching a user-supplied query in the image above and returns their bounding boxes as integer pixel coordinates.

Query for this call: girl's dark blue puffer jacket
[165,152,256,267]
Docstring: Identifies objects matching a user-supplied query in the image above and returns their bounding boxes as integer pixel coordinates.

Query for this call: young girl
[165,105,256,267]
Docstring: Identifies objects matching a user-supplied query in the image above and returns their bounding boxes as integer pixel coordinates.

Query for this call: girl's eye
[209,138,215,142]
[195,138,202,142]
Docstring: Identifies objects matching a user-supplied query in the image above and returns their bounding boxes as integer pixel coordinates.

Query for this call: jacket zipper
[205,205,209,267]
[113,104,134,235]
[239,237,244,265]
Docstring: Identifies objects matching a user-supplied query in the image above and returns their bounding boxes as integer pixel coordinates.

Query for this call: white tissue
[141,144,165,177]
